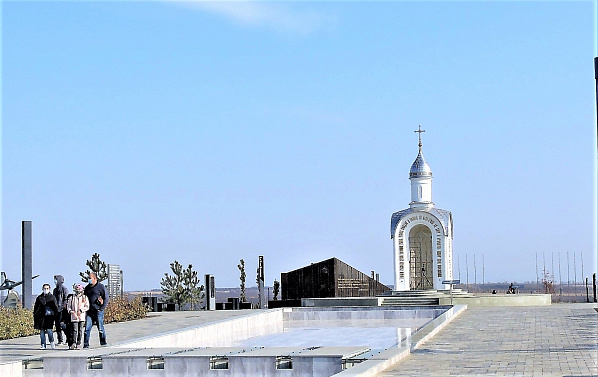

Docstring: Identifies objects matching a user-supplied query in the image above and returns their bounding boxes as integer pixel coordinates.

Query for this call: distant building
[107,264,123,299]
[281,257,390,300]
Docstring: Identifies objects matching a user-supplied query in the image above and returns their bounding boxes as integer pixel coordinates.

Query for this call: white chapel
[391,127,454,291]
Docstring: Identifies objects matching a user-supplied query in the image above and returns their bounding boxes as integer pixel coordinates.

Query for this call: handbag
[45,307,54,316]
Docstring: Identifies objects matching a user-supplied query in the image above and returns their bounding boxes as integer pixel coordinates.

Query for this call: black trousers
[53,311,66,342]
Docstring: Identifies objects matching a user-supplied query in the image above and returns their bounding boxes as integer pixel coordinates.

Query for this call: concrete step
[383,290,443,297]
[381,289,474,299]
[380,297,440,306]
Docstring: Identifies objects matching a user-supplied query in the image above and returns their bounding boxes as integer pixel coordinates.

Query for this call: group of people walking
[33,272,109,350]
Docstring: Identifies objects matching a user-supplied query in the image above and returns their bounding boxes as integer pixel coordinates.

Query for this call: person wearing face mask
[33,283,59,349]
[83,272,109,348]
[52,275,69,345]
[66,283,89,350]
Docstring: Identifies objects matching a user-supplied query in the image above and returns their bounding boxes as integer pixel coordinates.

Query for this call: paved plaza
[0,303,596,376]
[379,304,597,377]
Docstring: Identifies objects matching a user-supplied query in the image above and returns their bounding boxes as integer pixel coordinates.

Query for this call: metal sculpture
[1,272,40,308]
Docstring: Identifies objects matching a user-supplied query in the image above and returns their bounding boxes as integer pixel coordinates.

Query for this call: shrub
[0,296,147,340]
[104,296,148,323]
[0,307,36,340]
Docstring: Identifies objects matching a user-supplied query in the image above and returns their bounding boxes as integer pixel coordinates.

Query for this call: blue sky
[2,1,596,293]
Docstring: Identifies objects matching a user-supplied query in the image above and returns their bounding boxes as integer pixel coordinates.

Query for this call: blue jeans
[40,329,54,347]
[83,310,107,347]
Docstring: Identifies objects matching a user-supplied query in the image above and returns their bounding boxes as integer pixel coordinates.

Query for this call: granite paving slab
[376,304,598,377]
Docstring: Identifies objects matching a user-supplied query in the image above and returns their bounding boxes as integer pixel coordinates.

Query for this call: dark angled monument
[281,257,390,301]
[22,220,33,309]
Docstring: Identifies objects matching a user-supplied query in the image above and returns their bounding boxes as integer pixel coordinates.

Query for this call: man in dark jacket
[83,272,109,348]
[52,275,69,345]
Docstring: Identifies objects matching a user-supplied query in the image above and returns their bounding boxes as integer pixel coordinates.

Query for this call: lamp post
[595,57,597,300]
[595,57,598,135]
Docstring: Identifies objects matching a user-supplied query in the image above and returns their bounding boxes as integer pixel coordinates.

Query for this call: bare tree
[542,270,555,294]
[256,265,261,308]
[237,259,246,302]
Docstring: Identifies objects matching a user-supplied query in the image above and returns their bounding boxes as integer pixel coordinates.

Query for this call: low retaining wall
[302,298,381,307]
[409,305,467,350]
[286,306,448,321]
[13,306,468,377]
[116,309,284,349]
[0,360,22,377]
[439,294,551,307]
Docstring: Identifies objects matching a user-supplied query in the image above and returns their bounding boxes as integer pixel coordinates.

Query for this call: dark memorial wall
[281,258,390,300]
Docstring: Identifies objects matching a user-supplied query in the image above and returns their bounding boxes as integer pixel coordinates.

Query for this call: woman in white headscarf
[66,283,89,350]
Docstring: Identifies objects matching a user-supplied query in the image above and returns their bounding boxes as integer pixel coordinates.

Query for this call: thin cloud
[169,0,334,35]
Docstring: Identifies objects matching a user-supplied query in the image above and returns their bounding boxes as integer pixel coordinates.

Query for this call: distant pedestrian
[52,275,69,345]
[67,283,89,349]
[33,283,58,350]
[83,272,109,348]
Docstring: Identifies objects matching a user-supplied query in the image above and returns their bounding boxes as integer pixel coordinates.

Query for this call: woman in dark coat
[33,283,59,349]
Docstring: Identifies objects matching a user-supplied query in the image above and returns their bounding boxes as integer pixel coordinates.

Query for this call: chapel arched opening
[408,224,433,290]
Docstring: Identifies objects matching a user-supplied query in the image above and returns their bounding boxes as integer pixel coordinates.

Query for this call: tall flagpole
[536,251,540,293]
